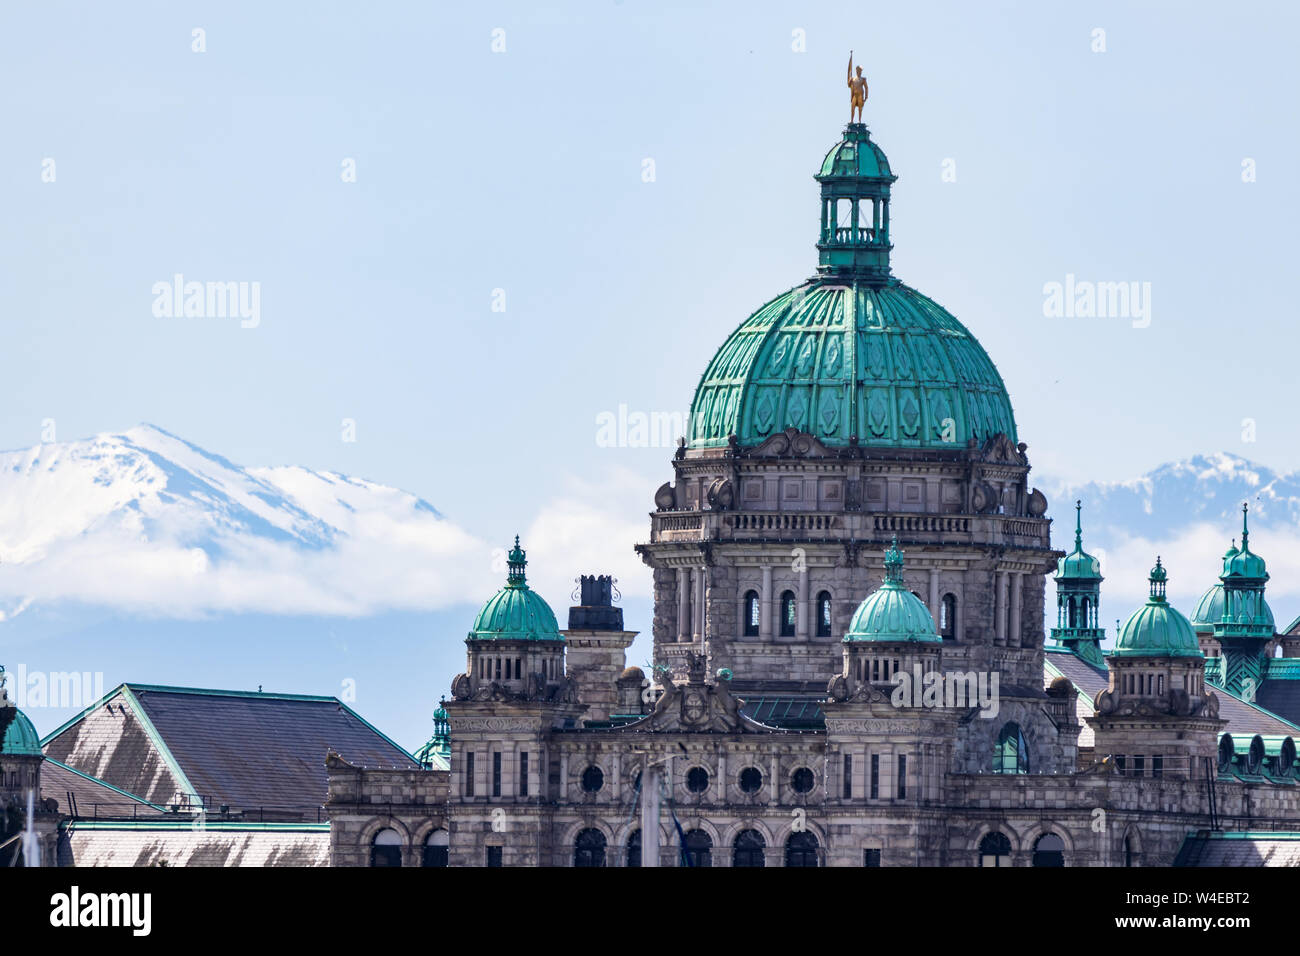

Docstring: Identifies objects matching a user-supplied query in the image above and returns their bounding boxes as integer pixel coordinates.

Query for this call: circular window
[686,767,710,793]
[581,765,604,793]
[791,767,815,794]
[738,767,763,794]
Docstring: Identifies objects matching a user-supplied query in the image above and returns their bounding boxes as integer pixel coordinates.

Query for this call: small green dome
[2,706,42,757]
[818,127,894,180]
[845,537,941,643]
[1056,500,1103,580]
[468,537,561,642]
[1112,558,1202,658]
[1222,505,1268,581]
[1191,584,1225,627]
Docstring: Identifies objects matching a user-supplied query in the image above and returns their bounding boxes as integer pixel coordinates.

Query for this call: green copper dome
[0,667,42,757]
[845,537,941,643]
[689,124,1015,451]
[1056,500,1103,580]
[1222,505,1268,581]
[1191,584,1225,628]
[468,537,562,642]
[1112,558,1202,658]
[689,281,1017,450]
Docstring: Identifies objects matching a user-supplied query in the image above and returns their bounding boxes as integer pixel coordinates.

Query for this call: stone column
[995,571,1007,645]
[797,567,810,641]
[1010,573,1023,648]
[760,565,773,639]
[677,569,691,643]
[692,568,705,642]
[928,568,940,632]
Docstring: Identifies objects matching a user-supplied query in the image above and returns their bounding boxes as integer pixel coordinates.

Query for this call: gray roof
[43,684,420,817]
[1174,831,1300,866]
[1045,647,1300,738]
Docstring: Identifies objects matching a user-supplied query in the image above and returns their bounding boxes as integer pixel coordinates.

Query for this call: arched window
[979,832,1011,867]
[940,594,957,639]
[1124,833,1137,867]
[626,829,642,868]
[574,828,606,867]
[682,829,712,868]
[370,828,403,867]
[816,591,833,637]
[785,831,819,867]
[993,722,1029,774]
[1080,598,1091,628]
[1032,833,1065,867]
[422,828,448,867]
[743,590,760,637]
[1067,597,1078,628]
[733,829,766,867]
[780,591,796,637]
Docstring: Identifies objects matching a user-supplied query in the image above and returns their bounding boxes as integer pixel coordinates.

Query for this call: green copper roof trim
[118,685,204,810]
[1111,558,1202,658]
[688,280,1018,451]
[844,536,941,644]
[468,536,563,642]
[60,820,330,833]
[43,757,169,812]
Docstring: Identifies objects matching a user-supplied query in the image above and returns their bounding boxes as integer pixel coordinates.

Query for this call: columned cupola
[455,537,566,701]
[815,123,897,283]
[1050,500,1105,666]
[1090,560,1223,780]
[1212,504,1275,698]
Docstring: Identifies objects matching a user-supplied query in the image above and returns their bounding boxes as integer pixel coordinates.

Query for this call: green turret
[1051,501,1105,667]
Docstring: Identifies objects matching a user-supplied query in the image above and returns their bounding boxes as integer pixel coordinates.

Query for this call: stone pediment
[979,433,1028,466]
[623,654,774,734]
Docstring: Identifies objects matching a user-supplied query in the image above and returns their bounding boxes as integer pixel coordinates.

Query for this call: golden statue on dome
[847,51,868,123]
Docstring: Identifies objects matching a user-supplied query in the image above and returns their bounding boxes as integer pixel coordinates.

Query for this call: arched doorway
[785,831,819,867]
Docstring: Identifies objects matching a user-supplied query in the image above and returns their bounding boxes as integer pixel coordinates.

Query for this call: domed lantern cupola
[1051,500,1105,667]
[458,536,566,700]
[1212,504,1276,698]
[837,537,942,700]
[815,122,897,284]
[1090,560,1223,779]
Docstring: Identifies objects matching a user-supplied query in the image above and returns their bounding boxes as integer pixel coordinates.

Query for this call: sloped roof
[58,821,330,867]
[42,684,420,817]
[1044,647,1300,739]
[1174,831,1300,867]
[41,758,168,819]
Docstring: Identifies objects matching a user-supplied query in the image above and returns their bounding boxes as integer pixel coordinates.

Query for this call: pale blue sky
[4,0,1299,745]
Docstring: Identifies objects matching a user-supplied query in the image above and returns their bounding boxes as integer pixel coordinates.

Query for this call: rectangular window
[843,753,853,799]
[897,754,907,800]
[1152,755,1163,778]
[492,751,502,797]
[519,752,529,796]
[466,751,476,796]
[863,849,881,867]
[1115,755,1126,774]
[486,846,502,868]
[1133,755,1145,778]
[870,754,879,799]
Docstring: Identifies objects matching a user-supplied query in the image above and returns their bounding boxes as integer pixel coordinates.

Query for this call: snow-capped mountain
[1043,453,1300,632]
[0,425,491,619]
